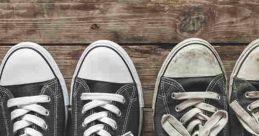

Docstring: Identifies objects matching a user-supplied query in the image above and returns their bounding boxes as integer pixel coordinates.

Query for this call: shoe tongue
[84,79,128,134]
[3,81,48,98]
[172,76,216,92]
[234,78,257,92]
[248,80,259,90]
[85,79,127,94]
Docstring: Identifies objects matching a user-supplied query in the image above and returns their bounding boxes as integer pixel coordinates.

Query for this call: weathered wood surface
[0,1,258,43]
[0,44,246,135]
[0,0,257,135]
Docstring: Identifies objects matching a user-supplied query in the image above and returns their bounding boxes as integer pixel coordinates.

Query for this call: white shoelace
[230,91,259,135]
[7,95,51,136]
[81,93,132,136]
[161,92,228,136]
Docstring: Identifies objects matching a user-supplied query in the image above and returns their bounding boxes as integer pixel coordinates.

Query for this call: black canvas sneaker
[0,42,69,136]
[229,39,259,136]
[70,40,144,136]
[153,38,229,136]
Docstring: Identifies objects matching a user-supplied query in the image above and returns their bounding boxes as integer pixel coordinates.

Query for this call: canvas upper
[70,40,144,136]
[153,38,229,136]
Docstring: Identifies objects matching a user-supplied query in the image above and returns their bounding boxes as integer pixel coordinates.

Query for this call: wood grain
[0,1,258,43]
[0,1,255,135]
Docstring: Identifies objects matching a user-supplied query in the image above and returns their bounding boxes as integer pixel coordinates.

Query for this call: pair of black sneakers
[0,40,143,136]
[153,38,259,136]
[0,38,258,136]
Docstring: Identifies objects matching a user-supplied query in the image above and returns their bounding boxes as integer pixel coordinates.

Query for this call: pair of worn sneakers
[0,40,143,136]
[153,38,259,136]
[0,38,258,136]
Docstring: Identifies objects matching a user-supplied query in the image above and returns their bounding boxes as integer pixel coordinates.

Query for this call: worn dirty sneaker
[0,42,69,136]
[70,40,144,136]
[229,39,259,136]
[153,38,229,136]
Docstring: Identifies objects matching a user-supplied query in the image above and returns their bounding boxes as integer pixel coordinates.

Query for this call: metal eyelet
[82,123,86,128]
[114,124,118,130]
[171,93,176,99]
[245,92,249,98]
[45,110,50,116]
[217,95,221,100]
[43,124,48,130]
[118,111,122,117]
[122,98,126,104]
[175,106,180,112]
[47,96,51,102]
[247,105,252,111]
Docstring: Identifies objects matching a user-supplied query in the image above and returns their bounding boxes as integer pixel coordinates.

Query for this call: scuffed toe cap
[164,44,222,77]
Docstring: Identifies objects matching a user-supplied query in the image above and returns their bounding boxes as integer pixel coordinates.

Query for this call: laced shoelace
[230,91,259,135]
[161,92,228,136]
[7,95,51,136]
[81,93,133,136]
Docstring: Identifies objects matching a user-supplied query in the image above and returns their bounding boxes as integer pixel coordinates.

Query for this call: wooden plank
[0,1,258,43]
[143,108,154,136]
[0,44,246,108]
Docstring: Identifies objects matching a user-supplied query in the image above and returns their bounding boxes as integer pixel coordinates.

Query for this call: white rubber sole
[152,38,226,109]
[70,40,144,136]
[229,39,259,101]
[0,42,69,126]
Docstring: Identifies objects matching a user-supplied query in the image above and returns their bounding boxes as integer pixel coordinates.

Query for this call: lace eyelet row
[44,96,51,130]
